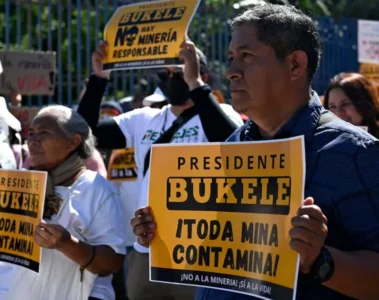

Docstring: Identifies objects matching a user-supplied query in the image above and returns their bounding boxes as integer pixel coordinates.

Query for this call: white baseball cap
[142,87,167,107]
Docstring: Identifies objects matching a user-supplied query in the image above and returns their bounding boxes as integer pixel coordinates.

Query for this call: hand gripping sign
[149,137,305,300]
[103,0,200,71]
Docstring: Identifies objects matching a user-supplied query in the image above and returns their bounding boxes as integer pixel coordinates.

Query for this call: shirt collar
[244,91,323,144]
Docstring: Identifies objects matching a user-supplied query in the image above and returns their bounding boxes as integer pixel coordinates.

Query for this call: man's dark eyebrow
[227,45,252,55]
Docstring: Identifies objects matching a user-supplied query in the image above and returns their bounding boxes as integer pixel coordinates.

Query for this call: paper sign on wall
[358,20,379,65]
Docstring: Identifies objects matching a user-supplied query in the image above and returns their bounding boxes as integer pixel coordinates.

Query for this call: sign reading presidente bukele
[149,137,305,300]
[0,170,47,272]
[103,0,200,70]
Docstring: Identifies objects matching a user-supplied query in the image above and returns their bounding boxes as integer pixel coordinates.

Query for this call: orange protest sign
[0,170,47,272]
[149,137,305,300]
[107,148,138,181]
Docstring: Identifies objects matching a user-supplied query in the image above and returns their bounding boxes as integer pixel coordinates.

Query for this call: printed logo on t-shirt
[142,130,160,143]
[172,125,199,141]
[141,126,200,144]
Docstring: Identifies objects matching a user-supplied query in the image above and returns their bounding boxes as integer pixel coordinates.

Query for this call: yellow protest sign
[107,148,138,181]
[103,0,200,70]
[359,63,379,88]
[149,137,305,300]
[0,170,47,272]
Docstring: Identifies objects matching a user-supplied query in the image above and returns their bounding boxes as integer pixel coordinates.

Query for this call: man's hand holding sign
[133,187,331,294]
[290,197,328,274]
[179,40,205,90]
[133,198,329,274]
[92,41,112,79]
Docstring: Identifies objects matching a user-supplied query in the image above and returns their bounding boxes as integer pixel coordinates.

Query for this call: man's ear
[287,50,308,81]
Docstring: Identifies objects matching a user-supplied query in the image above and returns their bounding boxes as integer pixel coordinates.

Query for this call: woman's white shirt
[7,170,126,300]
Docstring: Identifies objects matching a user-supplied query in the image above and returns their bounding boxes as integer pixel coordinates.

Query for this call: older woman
[7,105,126,300]
[324,72,379,138]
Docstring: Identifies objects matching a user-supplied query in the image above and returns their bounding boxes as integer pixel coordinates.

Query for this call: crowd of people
[0,3,379,300]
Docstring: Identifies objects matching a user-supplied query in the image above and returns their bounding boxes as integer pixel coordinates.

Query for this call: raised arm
[179,40,240,142]
[77,42,126,149]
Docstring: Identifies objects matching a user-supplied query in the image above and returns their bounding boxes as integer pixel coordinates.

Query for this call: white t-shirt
[7,170,126,300]
[0,142,16,170]
[112,179,141,247]
[114,103,243,254]
[0,144,17,300]
[0,262,15,300]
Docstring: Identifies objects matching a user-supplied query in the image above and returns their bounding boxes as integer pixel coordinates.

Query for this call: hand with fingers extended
[131,206,156,248]
[92,41,112,79]
[34,220,72,250]
[289,197,328,274]
[179,40,204,90]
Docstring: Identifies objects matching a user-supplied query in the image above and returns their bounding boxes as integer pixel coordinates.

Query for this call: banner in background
[107,148,138,181]
[358,20,379,65]
[0,170,47,272]
[359,62,379,90]
[149,137,305,300]
[103,0,200,70]
[0,51,56,96]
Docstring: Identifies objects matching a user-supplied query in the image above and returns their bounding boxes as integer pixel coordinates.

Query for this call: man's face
[227,23,290,117]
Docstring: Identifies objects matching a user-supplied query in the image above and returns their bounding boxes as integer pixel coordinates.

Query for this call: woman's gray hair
[36,105,95,159]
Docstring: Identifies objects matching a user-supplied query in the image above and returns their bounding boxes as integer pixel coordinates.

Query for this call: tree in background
[0,0,377,106]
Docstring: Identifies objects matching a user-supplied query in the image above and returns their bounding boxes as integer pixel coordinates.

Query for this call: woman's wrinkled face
[27,115,76,171]
[328,88,363,126]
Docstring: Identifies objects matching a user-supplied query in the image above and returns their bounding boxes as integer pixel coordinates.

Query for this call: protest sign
[358,20,379,65]
[103,0,200,70]
[0,170,47,272]
[149,137,304,300]
[0,50,56,96]
[359,62,379,89]
[107,148,138,181]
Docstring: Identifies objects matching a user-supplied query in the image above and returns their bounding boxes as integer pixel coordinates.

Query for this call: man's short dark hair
[231,4,321,82]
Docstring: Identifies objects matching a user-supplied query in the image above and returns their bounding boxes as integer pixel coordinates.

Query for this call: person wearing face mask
[77,40,244,300]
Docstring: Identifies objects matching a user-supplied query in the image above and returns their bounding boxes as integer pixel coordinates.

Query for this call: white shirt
[0,142,16,170]
[114,103,243,254]
[7,170,126,300]
[0,145,17,300]
[112,179,141,247]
